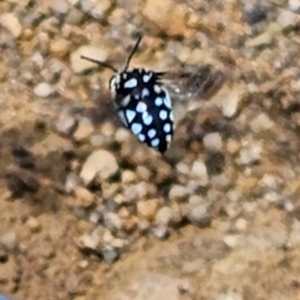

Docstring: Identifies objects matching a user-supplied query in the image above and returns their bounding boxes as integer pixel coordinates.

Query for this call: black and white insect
[81,36,173,153]
[81,36,223,153]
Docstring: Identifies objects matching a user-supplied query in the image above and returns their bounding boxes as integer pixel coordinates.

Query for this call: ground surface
[1,0,300,299]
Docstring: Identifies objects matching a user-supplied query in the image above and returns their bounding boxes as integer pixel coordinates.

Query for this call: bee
[81,35,223,153]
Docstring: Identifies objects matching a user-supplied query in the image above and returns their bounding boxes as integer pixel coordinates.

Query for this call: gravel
[155,206,173,225]
[70,45,109,73]
[55,110,77,135]
[137,199,159,220]
[33,82,55,98]
[168,184,189,202]
[2,0,300,298]
[203,132,223,152]
[80,150,119,185]
[243,3,268,25]
[0,13,22,38]
[191,160,209,186]
[73,117,94,142]
[152,225,169,240]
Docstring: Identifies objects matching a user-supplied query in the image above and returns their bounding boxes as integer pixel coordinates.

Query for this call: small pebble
[73,117,94,142]
[123,182,156,203]
[115,128,131,143]
[137,199,159,220]
[243,3,268,25]
[65,173,79,193]
[289,0,300,11]
[205,152,225,175]
[239,141,262,165]
[104,213,123,231]
[78,260,89,269]
[191,161,209,186]
[121,170,137,184]
[235,218,248,231]
[155,206,173,225]
[102,247,119,264]
[142,0,188,37]
[33,82,55,98]
[277,9,299,28]
[50,0,70,14]
[188,195,204,205]
[138,219,151,233]
[31,52,44,68]
[111,238,125,249]
[221,83,245,118]
[80,150,119,185]
[89,211,102,224]
[152,225,169,240]
[102,183,120,200]
[78,234,98,250]
[91,0,114,20]
[217,291,243,300]
[223,235,241,249]
[168,185,189,202]
[56,110,76,135]
[187,204,211,227]
[226,139,240,155]
[75,187,95,207]
[176,162,189,175]
[123,217,138,233]
[66,7,85,25]
[0,231,17,250]
[50,38,70,57]
[0,13,22,38]
[246,31,273,47]
[26,217,41,233]
[249,113,274,133]
[203,132,223,152]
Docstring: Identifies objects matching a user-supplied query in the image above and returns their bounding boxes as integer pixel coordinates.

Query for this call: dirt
[1,0,300,300]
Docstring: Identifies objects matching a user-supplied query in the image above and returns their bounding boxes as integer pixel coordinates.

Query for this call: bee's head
[81,35,143,94]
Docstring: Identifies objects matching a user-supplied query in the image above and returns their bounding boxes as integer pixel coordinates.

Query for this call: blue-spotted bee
[81,35,223,153]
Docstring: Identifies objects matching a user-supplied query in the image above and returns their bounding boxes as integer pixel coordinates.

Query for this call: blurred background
[0,0,300,299]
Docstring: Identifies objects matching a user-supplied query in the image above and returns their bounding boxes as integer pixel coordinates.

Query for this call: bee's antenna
[124,35,143,70]
[80,55,118,73]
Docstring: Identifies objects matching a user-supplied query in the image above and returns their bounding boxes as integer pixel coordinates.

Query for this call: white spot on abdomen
[141,88,150,98]
[159,110,168,120]
[131,123,143,135]
[151,138,160,148]
[124,78,138,89]
[148,129,156,139]
[155,97,163,106]
[143,113,153,125]
[126,109,136,123]
[136,102,147,113]
[163,123,171,133]
[143,73,152,83]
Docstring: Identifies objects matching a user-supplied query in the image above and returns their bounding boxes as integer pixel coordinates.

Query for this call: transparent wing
[160,65,225,126]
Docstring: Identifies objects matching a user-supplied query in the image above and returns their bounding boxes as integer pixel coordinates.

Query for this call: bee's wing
[160,65,225,126]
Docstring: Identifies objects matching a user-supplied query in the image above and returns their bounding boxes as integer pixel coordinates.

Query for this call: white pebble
[203,132,223,151]
[289,0,300,11]
[34,82,55,98]
[239,141,262,165]
[50,0,70,14]
[0,13,22,38]
[80,150,119,185]
[191,160,209,186]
